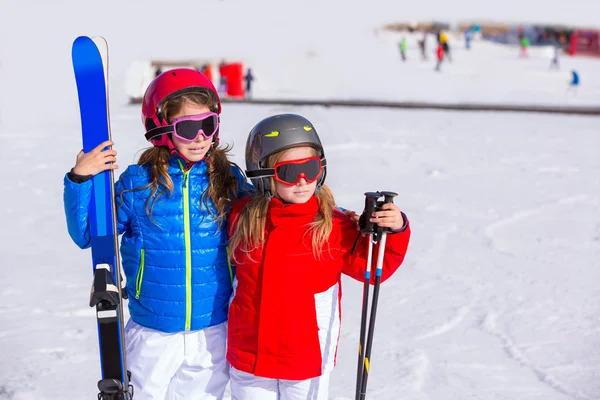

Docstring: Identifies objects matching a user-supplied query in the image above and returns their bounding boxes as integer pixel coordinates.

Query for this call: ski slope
[1,0,600,399]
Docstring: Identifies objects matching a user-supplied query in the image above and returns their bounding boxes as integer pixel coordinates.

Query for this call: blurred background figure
[399,37,408,61]
[201,63,214,84]
[435,42,445,71]
[465,27,473,49]
[568,69,580,93]
[439,30,452,61]
[550,45,561,69]
[520,36,530,57]
[218,59,228,94]
[244,67,255,99]
[418,31,428,60]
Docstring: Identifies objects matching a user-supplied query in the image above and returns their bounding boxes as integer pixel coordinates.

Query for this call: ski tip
[72,36,93,56]
[92,36,109,48]
[73,35,108,50]
[73,35,93,45]
[72,35,108,65]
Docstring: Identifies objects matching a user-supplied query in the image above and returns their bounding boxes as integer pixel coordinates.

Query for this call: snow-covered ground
[1,0,600,399]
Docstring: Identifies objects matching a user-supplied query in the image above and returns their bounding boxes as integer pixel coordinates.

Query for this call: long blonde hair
[124,89,241,228]
[229,147,336,261]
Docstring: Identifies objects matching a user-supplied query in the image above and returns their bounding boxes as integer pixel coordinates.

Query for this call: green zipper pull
[178,159,190,189]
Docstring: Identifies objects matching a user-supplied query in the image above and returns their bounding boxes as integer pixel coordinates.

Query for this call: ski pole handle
[379,191,398,205]
[377,191,397,235]
[360,192,382,235]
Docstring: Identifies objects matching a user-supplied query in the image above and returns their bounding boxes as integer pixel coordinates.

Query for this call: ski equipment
[72,35,133,400]
[355,191,397,400]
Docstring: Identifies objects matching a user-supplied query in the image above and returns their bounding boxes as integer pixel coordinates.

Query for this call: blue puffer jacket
[64,156,253,333]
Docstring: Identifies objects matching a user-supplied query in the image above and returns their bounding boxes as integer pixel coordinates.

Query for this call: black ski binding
[97,373,134,399]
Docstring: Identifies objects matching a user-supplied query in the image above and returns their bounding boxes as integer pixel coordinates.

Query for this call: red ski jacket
[227,195,411,380]
[437,44,444,60]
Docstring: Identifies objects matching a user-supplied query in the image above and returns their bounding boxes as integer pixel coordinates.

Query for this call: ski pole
[355,192,382,400]
[358,191,398,400]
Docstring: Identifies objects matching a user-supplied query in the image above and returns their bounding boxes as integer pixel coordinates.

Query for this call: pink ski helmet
[141,68,221,148]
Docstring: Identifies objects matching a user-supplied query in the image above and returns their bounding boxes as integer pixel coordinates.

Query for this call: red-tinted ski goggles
[250,156,323,186]
[145,112,219,143]
[274,156,323,185]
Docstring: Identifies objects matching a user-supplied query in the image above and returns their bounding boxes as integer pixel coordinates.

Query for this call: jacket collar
[168,156,208,174]
[268,196,319,228]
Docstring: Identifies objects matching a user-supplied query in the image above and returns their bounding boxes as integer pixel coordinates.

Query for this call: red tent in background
[218,62,245,98]
[225,63,245,98]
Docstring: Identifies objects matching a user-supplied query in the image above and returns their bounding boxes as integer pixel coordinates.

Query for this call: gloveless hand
[72,140,119,176]
[370,202,405,231]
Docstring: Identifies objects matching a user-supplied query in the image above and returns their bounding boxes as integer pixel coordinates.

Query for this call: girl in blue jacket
[63,69,253,400]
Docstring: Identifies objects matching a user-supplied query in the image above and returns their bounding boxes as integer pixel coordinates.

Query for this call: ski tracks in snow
[409,220,480,343]
[415,304,473,341]
[0,283,99,399]
[482,193,596,254]
[479,312,594,400]
[383,349,431,394]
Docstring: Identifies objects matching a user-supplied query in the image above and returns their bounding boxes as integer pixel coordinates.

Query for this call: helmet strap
[203,141,217,160]
[156,110,165,125]
[261,178,273,201]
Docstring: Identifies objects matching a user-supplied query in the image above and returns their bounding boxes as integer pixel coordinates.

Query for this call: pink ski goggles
[145,112,219,143]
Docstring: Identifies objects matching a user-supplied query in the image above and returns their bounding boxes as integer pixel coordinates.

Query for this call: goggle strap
[145,125,174,141]
[246,168,275,178]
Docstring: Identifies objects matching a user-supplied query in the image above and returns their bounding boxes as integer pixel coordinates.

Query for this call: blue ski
[72,35,132,399]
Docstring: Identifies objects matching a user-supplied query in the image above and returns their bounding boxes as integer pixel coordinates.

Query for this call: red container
[225,62,245,98]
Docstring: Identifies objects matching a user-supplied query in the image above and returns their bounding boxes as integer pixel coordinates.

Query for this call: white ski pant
[230,366,331,400]
[125,319,229,400]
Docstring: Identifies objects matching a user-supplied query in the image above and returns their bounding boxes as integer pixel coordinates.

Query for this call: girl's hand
[371,202,405,231]
[72,140,119,176]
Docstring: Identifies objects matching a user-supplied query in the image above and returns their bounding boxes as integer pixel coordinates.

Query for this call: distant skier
[435,43,444,71]
[399,37,407,61]
[550,46,560,69]
[202,63,214,83]
[465,28,473,50]
[520,36,530,57]
[218,60,228,94]
[244,68,255,99]
[418,32,428,60]
[439,31,452,62]
[567,70,580,94]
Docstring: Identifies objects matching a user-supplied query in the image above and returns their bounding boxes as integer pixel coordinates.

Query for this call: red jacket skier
[226,113,411,399]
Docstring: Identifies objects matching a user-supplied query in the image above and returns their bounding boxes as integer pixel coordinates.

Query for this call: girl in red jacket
[227,114,411,399]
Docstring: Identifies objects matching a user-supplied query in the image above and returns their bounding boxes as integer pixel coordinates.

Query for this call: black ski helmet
[245,114,327,197]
